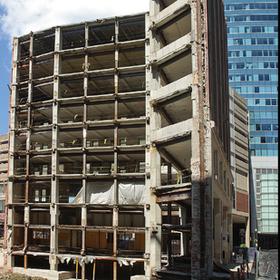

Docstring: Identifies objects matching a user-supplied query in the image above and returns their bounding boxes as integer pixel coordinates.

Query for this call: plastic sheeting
[71,188,83,204]
[70,182,146,204]
[89,183,146,205]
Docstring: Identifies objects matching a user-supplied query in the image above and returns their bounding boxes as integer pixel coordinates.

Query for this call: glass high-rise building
[225,0,278,248]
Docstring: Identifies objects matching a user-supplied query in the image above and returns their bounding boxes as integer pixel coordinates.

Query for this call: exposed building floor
[7,0,233,279]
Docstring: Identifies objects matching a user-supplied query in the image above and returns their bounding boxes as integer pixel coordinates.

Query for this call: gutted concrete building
[0,134,8,233]
[229,89,250,248]
[7,0,233,279]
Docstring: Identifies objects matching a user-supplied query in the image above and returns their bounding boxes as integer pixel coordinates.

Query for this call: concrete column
[81,206,87,258]
[190,1,213,278]
[24,205,30,257]
[112,17,119,280]
[7,37,19,269]
[146,9,162,278]
[50,26,61,271]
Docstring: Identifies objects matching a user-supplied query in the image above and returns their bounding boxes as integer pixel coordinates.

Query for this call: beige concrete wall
[212,130,233,264]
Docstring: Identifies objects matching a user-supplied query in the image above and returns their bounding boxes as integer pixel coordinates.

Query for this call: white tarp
[88,182,146,204]
[70,182,146,204]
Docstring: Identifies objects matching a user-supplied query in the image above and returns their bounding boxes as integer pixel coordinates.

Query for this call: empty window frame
[32,80,53,102]
[33,29,55,56]
[61,25,85,50]
[117,231,145,256]
[30,131,52,151]
[15,132,27,151]
[118,44,145,67]
[157,9,191,47]
[86,153,114,175]
[58,207,81,225]
[60,76,84,98]
[16,108,28,129]
[87,101,115,121]
[87,73,115,96]
[30,155,51,176]
[159,50,192,86]
[59,104,84,123]
[26,255,50,268]
[88,48,115,70]
[58,229,82,254]
[29,181,51,203]
[13,227,25,251]
[14,155,26,176]
[118,207,145,227]
[32,56,54,79]
[87,207,113,226]
[13,182,26,203]
[85,231,113,256]
[29,207,50,225]
[160,161,181,185]
[118,16,145,42]
[17,84,28,105]
[88,21,115,46]
[17,60,29,83]
[159,138,192,183]
[118,71,146,93]
[60,53,85,74]
[117,124,145,146]
[58,153,83,175]
[31,105,52,126]
[58,179,83,203]
[13,206,24,224]
[118,98,145,119]
[59,128,83,149]
[117,151,145,174]
[86,127,114,148]
[156,93,192,128]
[18,36,30,60]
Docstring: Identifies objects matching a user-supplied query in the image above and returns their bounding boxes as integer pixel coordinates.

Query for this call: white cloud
[0,0,149,39]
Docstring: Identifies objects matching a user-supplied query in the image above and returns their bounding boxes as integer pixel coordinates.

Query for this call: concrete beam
[150,33,192,66]
[150,0,191,30]
[150,74,192,105]
[151,119,192,145]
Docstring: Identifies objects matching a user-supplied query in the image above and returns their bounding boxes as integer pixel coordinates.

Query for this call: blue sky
[0,5,11,135]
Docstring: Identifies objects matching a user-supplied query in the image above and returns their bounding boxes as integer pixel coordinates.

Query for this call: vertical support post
[112,17,119,280]
[50,26,61,271]
[167,163,172,267]
[146,6,162,278]
[190,1,213,278]
[24,33,33,262]
[83,23,88,220]
[7,37,19,269]
[81,206,87,257]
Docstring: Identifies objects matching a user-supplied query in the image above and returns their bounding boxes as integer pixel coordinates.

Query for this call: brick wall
[236,191,248,213]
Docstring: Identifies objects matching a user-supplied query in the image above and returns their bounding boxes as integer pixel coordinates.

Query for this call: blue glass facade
[225,1,278,242]
[225,0,278,157]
